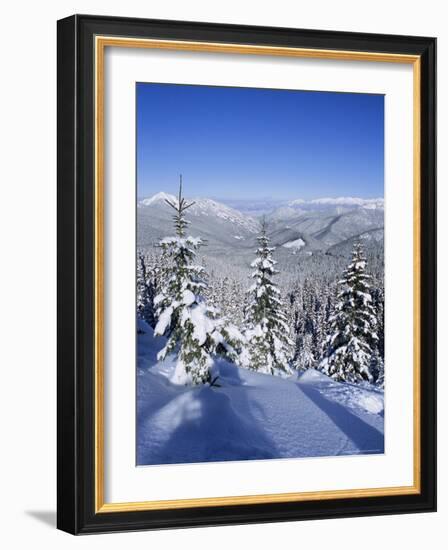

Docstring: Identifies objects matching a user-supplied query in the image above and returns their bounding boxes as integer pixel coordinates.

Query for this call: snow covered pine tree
[293,333,315,372]
[153,177,242,385]
[320,241,378,383]
[136,252,156,328]
[244,219,292,376]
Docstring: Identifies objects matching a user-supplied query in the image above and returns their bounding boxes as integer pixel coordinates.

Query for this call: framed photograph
[57,15,436,534]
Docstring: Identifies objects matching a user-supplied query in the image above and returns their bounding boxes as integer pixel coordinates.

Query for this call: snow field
[137,324,384,466]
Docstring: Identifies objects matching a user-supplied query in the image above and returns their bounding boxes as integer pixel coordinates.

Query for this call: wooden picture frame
[57,14,436,534]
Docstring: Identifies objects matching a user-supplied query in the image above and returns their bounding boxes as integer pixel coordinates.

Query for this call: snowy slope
[137,192,260,252]
[137,192,384,270]
[187,198,259,233]
[268,207,384,248]
[138,191,177,207]
[282,238,305,250]
[137,323,384,466]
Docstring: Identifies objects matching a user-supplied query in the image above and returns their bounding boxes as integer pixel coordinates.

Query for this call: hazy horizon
[137,190,384,201]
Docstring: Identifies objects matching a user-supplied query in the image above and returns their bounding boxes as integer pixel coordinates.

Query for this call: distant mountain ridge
[138,192,259,234]
[289,197,383,208]
[138,194,384,211]
[137,192,384,269]
[139,191,176,207]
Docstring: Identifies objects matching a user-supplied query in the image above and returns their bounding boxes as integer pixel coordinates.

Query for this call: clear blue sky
[136,83,384,200]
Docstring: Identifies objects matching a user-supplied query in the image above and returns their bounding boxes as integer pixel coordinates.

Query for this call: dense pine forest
[136,184,384,388]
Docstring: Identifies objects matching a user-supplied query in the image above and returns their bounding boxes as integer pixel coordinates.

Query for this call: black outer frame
[57,14,436,535]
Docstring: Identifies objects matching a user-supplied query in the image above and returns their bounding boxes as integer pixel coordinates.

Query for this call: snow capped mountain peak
[288,198,306,206]
[138,192,260,235]
[139,191,177,207]
[188,197,260,233]
[283,197,384,210]
[140,193,384,213]
[191,197,227,210]
[309,197,384,209]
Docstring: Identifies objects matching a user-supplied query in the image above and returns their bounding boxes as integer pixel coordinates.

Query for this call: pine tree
[371,280,384,388]
[153,177,242,385]
[293,333,315,372]
[370,350,384,388]
[244,220,292,376]
[376,357,385,389]
[153,177,218,385]
[320,242,378,383]
[136,251,157,328]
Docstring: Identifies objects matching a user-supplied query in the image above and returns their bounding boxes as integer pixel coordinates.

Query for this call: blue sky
[136,83,384,201]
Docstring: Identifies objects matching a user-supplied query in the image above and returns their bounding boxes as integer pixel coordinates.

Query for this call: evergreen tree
[154,177,218,385]
[293,333,315,372]
[372,286,385,361]
[320,242,377,383]
[136,251,157,328]
[244,220,292,376]
[376,357,385,389]
[370,350,384,388]
[153,177,242,385]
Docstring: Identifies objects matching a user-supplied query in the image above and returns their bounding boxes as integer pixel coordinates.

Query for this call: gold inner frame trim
[94,35,421,513]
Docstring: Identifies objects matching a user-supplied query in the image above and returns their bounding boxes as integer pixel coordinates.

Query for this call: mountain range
[137,192,384,271]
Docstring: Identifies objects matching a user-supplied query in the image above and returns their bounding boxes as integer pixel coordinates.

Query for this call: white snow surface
[307,197,384,209]
[188,198,260,233]
[288,197,384,210]
[288,199,306,205]
[138,192,260,233]
[139,191,177,207]
[282,238,305,250]
[181,303,215,346]
[137,323,384,466]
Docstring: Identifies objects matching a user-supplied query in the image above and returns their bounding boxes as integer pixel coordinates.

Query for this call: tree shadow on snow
[138,363,279,466]
[299,384,384,454]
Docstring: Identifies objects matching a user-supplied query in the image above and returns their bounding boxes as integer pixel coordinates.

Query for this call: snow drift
[137,323,384,466]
